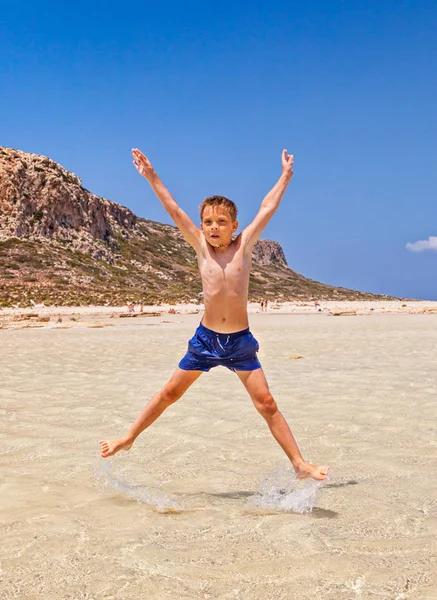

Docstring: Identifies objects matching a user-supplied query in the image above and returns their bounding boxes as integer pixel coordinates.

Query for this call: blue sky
[1,1,436,299]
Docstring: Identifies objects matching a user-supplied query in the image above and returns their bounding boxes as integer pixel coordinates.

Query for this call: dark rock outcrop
[252,239,287,267]
[0,147,136,262]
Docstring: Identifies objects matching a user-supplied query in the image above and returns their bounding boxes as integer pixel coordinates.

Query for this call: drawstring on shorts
[216,334,230,351]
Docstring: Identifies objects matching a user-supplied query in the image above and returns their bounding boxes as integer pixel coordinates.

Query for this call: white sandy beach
[1,311,436,599]
[1,299,437,331]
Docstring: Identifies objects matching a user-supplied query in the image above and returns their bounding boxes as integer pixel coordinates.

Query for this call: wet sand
[1,313,436,599]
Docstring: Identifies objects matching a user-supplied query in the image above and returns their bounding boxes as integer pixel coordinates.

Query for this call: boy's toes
[319,466,330,479]
[99,441,109,456]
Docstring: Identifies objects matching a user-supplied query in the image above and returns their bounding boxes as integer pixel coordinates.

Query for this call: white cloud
[405,236,437,252]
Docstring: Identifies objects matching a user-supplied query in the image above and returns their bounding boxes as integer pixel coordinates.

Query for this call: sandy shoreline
[1,312,437,598]
[1,299,437,331]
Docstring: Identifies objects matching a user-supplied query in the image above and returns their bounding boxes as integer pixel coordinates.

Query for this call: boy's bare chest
[198,248,251,285]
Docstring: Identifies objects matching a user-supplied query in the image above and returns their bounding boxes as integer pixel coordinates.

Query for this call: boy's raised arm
[132,148,202,250]
[242,149,294,248]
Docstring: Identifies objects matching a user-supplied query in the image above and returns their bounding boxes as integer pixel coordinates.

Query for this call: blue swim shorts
[178,323,262,372]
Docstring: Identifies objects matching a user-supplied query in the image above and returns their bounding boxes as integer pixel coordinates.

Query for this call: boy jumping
[100,149,329,481]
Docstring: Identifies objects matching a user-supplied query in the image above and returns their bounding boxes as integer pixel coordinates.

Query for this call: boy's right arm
[132,148,202,250]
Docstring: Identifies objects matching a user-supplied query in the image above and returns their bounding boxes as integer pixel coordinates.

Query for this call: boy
[100,149,329,481]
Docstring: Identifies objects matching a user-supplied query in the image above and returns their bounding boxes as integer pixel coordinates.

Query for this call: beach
[1,299,437,331]
[1,310,436,599]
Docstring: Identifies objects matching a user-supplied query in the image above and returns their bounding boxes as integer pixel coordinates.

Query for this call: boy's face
[201,206,238,247]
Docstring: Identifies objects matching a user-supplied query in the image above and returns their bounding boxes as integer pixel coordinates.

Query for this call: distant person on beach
[264,299,268,312]
[100,148,329,481]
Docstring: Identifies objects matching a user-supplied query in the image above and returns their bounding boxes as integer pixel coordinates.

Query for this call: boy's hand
[132,148,155,180]
[282,149,294,178]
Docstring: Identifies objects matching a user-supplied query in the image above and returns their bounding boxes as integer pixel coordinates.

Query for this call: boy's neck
[216,240,233,249]
[207,237,235,252]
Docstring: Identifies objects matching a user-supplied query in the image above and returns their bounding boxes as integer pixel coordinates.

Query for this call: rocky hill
[0,147,395,307]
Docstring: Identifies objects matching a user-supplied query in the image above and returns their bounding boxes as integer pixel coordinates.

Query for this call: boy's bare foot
[294,461,330,481]
[99,437,133,458]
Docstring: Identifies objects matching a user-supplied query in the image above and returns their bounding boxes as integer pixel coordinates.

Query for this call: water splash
[346,576,366,598]
[251,466,323,514]
[94,456,182,512]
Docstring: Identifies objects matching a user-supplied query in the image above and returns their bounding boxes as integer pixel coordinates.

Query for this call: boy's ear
[232,220,238,232]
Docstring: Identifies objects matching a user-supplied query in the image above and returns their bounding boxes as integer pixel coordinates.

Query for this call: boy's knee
[160,385,181,406]
[255,393,277,418]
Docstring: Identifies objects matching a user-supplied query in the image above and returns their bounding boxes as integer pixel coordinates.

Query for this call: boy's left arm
[242,149,294,249]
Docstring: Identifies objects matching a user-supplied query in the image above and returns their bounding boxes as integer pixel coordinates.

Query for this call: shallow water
[251,468,322,514]
[95,455,183,512]
[96,457,322,515]
[1,314,437,599]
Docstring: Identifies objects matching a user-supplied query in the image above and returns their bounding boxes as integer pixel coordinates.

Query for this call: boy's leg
[100,367,203,458]
[236,368,329,481]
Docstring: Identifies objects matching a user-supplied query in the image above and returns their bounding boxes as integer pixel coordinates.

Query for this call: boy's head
[200,196,238,222]
[200,196,238,247]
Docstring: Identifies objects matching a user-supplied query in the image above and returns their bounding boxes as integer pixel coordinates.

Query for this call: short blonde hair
[200,196,238,222]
